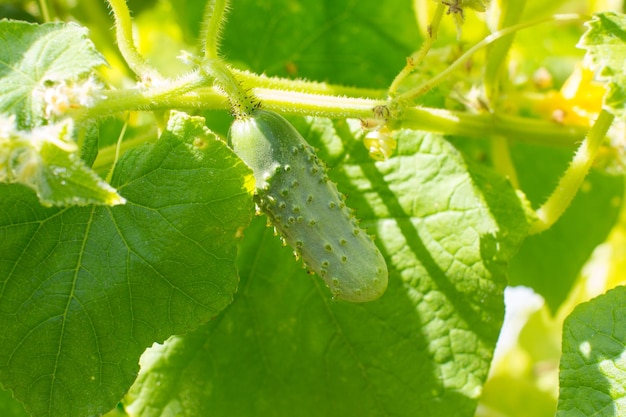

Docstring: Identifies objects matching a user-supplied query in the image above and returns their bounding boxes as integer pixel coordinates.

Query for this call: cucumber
[229,109,388,302]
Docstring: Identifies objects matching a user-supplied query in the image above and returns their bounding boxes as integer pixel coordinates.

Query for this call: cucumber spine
[229,109,388,302]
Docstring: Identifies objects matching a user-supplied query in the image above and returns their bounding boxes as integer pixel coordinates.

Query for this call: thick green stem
[401,107,586,146]
[73,70,214,124]
[529,109,614,234]
[202,0,231,59]
[82,80,586,148]
[87,85,589,171]
[106,0,156,77]
[255,88,385,119]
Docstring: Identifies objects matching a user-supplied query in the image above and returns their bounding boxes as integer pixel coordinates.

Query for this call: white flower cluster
[0,115,76,185]
[34,76,103,118]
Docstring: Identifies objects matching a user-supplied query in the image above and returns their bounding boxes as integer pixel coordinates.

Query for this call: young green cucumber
[229,109,388,302]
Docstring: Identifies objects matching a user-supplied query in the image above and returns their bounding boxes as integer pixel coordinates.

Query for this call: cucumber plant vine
[0,1,625,417]
[101,0,606,235]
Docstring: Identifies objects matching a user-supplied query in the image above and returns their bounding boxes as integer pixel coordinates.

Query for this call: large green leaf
[0,20,106,128]
[0,112,254,417]
[123,119,530,417]
[557,285,626,416]
[579,12,626,119]
[221,0,421,88]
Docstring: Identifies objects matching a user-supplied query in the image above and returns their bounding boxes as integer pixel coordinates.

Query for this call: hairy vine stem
[106,0,159,78]
[89,3,592,178]
[529,109,615,234]
[202,0,231,59]
[389,2,446,96]
[82,77,587,146]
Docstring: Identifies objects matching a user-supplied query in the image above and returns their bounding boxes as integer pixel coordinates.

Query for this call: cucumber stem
[201,59,257,116]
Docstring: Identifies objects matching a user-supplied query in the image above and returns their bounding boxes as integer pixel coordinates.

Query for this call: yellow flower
[537,63,607,126]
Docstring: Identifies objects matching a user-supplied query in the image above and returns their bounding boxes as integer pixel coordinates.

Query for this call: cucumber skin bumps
[229,109,388,303]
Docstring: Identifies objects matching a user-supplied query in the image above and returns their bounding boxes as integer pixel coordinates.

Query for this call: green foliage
[124,125,530,417]
[221,0,421,87]
[557,285,626,416]
[0,1,624,417]
[0,112,254,417]
[579,12,626,119]
[0,21,123,205]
